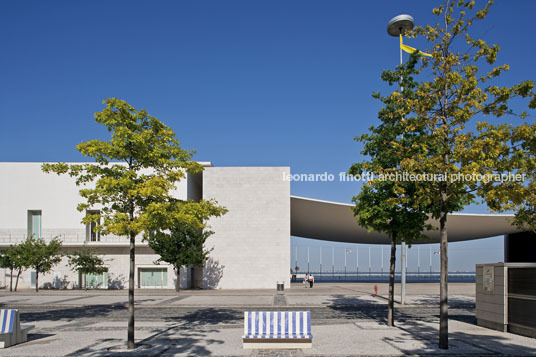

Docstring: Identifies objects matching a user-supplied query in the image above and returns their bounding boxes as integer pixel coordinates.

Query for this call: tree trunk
[15,268,22,292]
[387,232,397,326]
[9,266,13,292]
[439,39,450,349]
[193,266,204,289]
[84,273,87,291]
[439,189,449,349]
[127,231,136,349]
[35,270,39,292]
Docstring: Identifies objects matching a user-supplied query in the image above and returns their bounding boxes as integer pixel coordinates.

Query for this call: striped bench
[0,309,34,348]
[243,311,312,349]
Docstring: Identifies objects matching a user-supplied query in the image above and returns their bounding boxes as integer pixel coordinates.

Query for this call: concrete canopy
[290,196,522,244]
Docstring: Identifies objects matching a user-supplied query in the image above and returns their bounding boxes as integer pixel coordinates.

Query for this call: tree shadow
[108,274,126,289]
[52,275,71,289]
[163,308,242,327]
[140,325,226,356]
[24,333,56,344]
[19,304,127,322]
[385,319,536,355]
[133,298,159,305]
[327,294,380,306]
[325,294,393,323]
[68,327,227,356]
[203,258,224,289]
[405,295,474,307]
[326,294,477,325]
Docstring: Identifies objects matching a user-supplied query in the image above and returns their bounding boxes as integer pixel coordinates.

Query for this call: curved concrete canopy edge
[290,196,521,244]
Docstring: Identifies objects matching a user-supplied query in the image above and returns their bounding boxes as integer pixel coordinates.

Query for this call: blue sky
[1,1,534,272]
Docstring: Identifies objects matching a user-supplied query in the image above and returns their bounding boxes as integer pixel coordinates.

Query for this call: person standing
[304,274,309,288]
[309,274,314,288]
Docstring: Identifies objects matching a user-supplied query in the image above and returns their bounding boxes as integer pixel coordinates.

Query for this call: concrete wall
[476,263,507,332]
[202,167,290,289]
[0,162,188,290]
[0,162,187,239]
[1,246,188,290]
[0,162,291,290]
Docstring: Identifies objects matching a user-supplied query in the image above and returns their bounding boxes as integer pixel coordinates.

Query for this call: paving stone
[0,283,534,356]
[273,295,287,306]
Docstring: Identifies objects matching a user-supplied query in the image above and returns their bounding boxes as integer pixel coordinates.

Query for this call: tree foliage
[2,240,46,292]
[350,54,433,326]
[0,247,17,292]
[42,98,226,349]
[350,54,433,242]
[379,0,536,349]
[148,222,214,291]
[473,122,536,232]
[22,237,63,292]
[68,249,108,290]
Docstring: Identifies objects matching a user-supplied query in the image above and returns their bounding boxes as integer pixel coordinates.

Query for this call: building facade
[0,162,291,290]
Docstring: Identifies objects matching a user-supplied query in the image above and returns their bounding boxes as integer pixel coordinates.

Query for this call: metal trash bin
[276,281,284,294]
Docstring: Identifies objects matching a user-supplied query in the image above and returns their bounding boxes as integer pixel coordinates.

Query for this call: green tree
[42,98,226,349]
[7,242,32,292]
[391,0,536,348]
[350,54,433,326]
[0,247,16,292]
[148,222,215,291]
[24,237,63,292]
[68,249,108,290]
[472,122,536,232]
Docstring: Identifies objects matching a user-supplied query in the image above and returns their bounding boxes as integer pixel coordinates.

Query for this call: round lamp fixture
[387,14,414,37]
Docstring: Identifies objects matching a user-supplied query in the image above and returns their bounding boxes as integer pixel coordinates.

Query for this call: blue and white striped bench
[0,309,34,348]
[243,311,312,349]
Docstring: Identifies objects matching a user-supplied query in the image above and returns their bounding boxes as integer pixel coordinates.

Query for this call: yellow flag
[400,35,432,57]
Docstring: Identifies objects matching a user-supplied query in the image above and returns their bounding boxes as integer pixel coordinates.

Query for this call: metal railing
[292,271,476,283]
[0,230,145,245]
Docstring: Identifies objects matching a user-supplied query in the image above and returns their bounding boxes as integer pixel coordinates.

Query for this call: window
[85,210,101,242]
[79,271,108,289]
[27,210,42,238]
[138,268,168,288]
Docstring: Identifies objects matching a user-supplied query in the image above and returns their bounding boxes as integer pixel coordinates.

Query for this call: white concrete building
[0,162,290,290]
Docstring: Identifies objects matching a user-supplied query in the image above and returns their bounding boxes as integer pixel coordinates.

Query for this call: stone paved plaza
[0,283,535,356]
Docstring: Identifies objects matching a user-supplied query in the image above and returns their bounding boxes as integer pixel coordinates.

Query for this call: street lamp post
[332,247,334,277]
[356,247,359,280]
[418,246,420,277]
[430,246,433,275]
[368,247,371,280]
[295,246,298,273]
[307,247,310,274]
[344,248,352,280]
[320,246,322,276]
[381,246,384,280]
[387,13,415,306]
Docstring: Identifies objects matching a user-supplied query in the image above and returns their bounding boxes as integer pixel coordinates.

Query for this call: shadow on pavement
[326,294,477,326]
[164,308,242,326]
[67,327,225,356]
[389,319,536,355]
[23,333,56,345]
[19,304,126,322]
